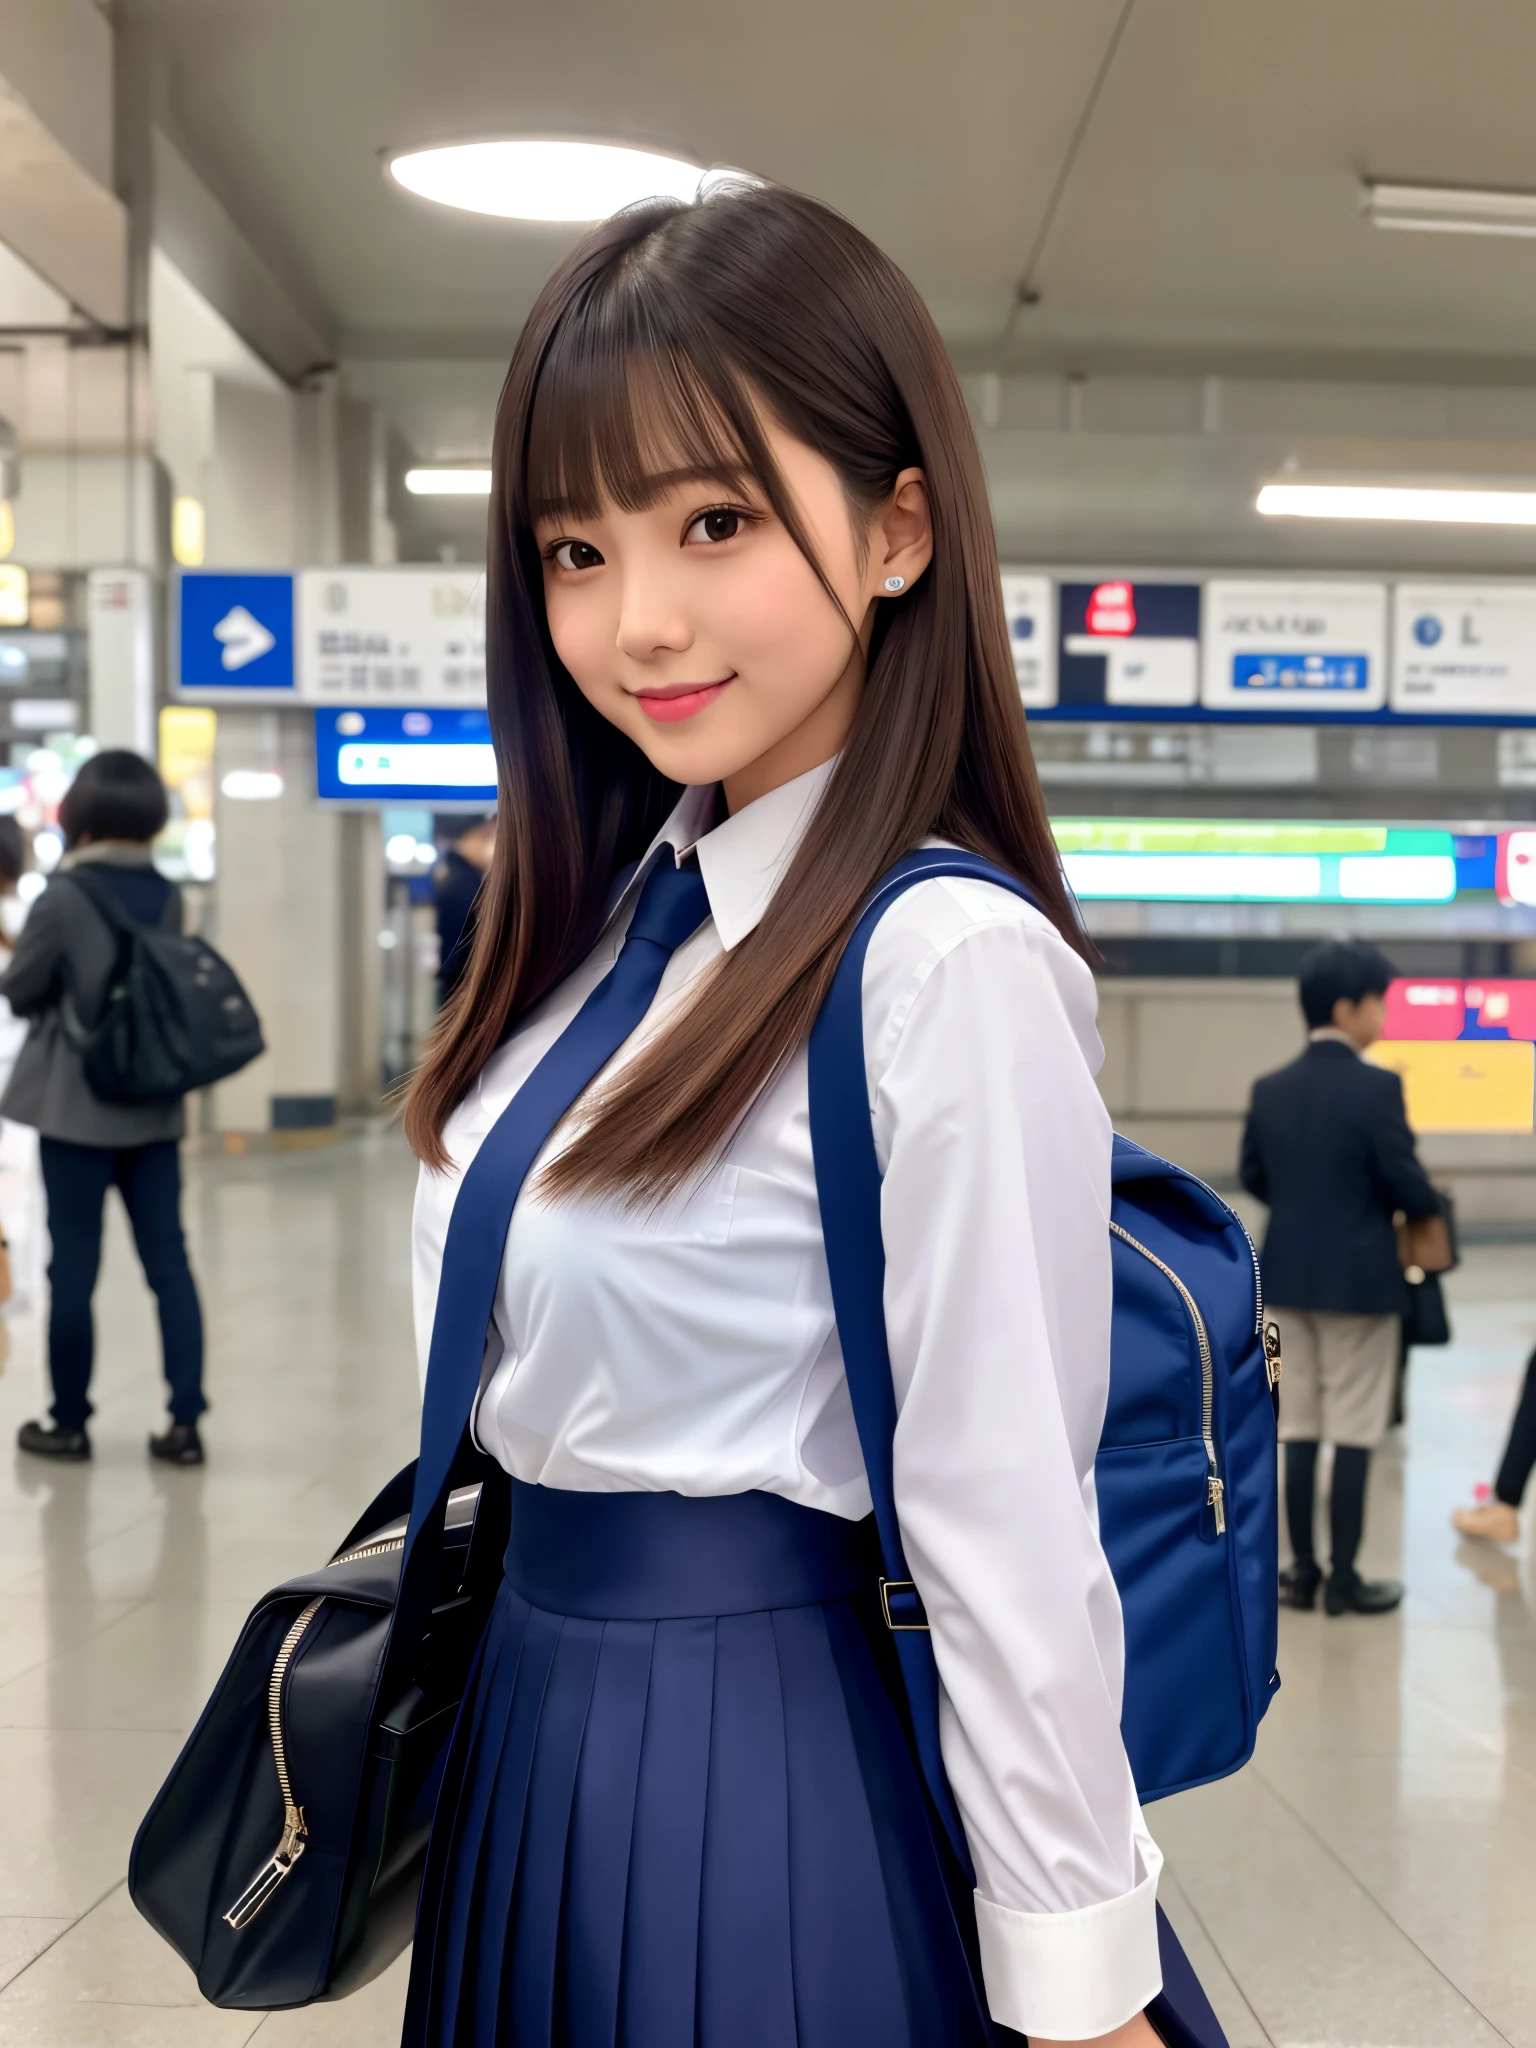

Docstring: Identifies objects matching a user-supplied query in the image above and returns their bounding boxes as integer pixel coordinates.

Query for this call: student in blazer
[1241,940,1440,1617]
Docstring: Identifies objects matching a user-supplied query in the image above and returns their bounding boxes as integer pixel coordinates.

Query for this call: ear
[866,467,933,601]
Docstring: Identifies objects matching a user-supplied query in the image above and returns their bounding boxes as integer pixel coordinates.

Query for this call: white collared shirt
[412,758,1162,2038]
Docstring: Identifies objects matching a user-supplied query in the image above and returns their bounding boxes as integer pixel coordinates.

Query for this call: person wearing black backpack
[2,751,210,1467]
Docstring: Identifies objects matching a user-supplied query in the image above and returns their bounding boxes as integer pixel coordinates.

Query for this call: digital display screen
[313,707,496,803]
[1053,820,1462,904]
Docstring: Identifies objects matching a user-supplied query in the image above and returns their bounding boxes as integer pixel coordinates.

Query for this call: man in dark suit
[1241,940,1441,1616]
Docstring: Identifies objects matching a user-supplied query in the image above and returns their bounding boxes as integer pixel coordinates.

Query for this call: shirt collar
[616,755,838,952]
[1307,1026,1360,1054]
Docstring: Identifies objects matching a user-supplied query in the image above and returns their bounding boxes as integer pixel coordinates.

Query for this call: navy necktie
[409,851,711,1542]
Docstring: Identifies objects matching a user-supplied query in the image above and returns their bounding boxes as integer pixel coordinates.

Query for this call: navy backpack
[808,849,1281,1862]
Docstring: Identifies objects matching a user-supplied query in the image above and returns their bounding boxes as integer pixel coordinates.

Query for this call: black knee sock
[1330,1445,1371,1581]
[1285,1441,1319,1569]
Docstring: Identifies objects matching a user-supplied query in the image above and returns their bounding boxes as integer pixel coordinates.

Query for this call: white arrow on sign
[213,604,276,671]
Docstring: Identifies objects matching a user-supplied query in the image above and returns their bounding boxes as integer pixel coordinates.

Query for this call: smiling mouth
[631,676,735,724]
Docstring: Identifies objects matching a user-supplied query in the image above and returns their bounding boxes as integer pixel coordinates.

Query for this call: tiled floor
[0,1130,1530,2045]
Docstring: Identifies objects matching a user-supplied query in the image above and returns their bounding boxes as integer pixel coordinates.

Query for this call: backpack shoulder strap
[807,847,1041,1874]
[59,864,142,937]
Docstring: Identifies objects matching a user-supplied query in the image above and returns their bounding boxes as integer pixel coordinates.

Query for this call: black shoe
[17,1419,90,1461]
[149,1423,205,1467]
[1279,1561,1322,1610]
[1324,1571,1403,1616]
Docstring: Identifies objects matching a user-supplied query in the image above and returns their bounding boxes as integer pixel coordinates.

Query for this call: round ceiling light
[387,139,705,222]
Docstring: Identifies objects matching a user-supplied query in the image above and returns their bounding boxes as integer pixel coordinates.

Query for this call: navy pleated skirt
[401,1481,1000,2047]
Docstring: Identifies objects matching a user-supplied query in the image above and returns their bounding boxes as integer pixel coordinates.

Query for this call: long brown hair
[405,182,1083,1195]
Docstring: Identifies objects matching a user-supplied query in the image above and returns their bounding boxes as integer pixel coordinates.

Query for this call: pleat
[696,1609,797,2048]
[562,1621,657,2048]
[823,1601,995,2048]
[505,1616,605,2040]
[618,1617,717,2048]
[403,1583,525,2048]
[463,1604,564,2041]
[770,1602,910,2048]
[417,1584,534,2046]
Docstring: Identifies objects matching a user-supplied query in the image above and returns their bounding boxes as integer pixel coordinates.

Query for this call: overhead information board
[1053,819,1457,904]
[1058,582,1201,709]
[296,568,485,705]
[1391,582,1536,716]
[1202,581,1388,713]
[177,567,486,705]
[999,572,1057,707]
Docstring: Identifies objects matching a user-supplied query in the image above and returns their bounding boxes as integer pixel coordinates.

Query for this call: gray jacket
[0,846,186,1146]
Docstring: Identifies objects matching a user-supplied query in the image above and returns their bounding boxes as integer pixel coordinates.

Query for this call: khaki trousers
[1271,1307,1400,1449]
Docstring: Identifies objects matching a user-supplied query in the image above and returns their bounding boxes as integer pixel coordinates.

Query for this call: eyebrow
[531,465,755,524]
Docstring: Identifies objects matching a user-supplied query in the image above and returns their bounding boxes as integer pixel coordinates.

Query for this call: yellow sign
[1367,1038,1535,1133]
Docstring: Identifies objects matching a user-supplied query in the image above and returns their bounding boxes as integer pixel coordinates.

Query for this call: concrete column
[208,708,342,1135]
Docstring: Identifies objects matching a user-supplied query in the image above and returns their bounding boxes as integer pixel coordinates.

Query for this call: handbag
[1396,1203,1455,1284]
[128,1457,509,2008]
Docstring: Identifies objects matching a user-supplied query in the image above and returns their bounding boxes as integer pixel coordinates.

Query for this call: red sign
[1086,581,1137,635]
[1384,977,1536,1043]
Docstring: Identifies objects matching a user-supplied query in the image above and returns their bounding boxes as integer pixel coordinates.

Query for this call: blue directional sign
[176,570,296,694]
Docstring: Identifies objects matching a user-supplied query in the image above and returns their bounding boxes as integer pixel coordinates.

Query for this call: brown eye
[685,509,742,545]
[552,540,603,570]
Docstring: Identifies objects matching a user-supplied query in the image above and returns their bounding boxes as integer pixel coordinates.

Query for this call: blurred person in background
[0,814,37,1310]
[433,813,495,1001]
[1451,1352,1536,1545]
[1241,940,1441,1616]
[0,750,207,1467]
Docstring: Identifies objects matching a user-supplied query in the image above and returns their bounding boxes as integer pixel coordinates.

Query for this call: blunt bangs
[523,287,765,527]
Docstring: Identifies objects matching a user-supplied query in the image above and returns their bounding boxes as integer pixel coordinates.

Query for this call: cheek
[721,543,853,684]
[543,582,613,697]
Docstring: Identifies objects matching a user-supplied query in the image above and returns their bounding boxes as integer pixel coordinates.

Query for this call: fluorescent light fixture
[1364,180,1536,238]
[405,467,492,496]
[1258,482,1536,525]
[388,139,704,222]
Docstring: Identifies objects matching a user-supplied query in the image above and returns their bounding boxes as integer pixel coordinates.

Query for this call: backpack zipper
[222,1535,407,1931]
[1181,1169,1264,1337]
[1109,1220,1225,1534]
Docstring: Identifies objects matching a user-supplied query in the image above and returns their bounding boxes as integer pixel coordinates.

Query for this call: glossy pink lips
[634,680,732,723]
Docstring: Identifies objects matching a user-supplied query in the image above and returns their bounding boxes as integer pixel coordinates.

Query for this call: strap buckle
[879,1577,930,1631]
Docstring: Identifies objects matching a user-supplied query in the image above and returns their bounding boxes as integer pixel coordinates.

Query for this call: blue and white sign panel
[1201,580,1388,714]
[314,707,496,805]
[1391,582,1536,717]
[1000,571,1057,707]
[175,570,296,697]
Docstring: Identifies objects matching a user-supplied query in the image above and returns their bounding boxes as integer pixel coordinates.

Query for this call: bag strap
[808,847,1040,1875]
[58,863,145,937]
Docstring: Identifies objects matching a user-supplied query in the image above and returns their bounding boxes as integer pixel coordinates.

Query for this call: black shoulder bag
[128,984,562,2006]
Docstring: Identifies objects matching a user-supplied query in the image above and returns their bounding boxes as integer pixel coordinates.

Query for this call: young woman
[405,184,1192,2047]
[3,751,207,1466]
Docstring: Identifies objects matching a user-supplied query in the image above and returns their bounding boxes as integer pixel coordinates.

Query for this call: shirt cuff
[973,1836,1163,2040]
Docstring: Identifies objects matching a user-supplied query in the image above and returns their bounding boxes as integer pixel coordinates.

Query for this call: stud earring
[884,575,906,592]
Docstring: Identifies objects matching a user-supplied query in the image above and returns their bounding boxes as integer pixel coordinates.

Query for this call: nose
[614,566,694,664]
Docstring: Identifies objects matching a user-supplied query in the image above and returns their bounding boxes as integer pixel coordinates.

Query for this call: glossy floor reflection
[0,1132,1530,2045]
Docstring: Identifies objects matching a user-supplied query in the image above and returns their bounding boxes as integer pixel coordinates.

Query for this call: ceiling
[120,0,1536,545]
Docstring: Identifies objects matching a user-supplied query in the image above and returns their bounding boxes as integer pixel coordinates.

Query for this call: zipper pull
[1263,1321,1283,1390]
[1207,1475,1227,1535]
[223,1806,307,1930]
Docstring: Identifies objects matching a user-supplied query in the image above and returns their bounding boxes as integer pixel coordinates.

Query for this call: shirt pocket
[635,1162,740,1247]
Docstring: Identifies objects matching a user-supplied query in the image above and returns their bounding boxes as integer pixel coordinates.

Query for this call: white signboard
[296,567,486,705]
[1202,580,1388,713]
[999,571,1056,707]
[1392,582,1536,716]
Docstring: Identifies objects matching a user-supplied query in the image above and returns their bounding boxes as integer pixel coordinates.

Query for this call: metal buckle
[879,1577,930,1631]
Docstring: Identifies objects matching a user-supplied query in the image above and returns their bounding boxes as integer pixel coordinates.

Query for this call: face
[534,413,931,813]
